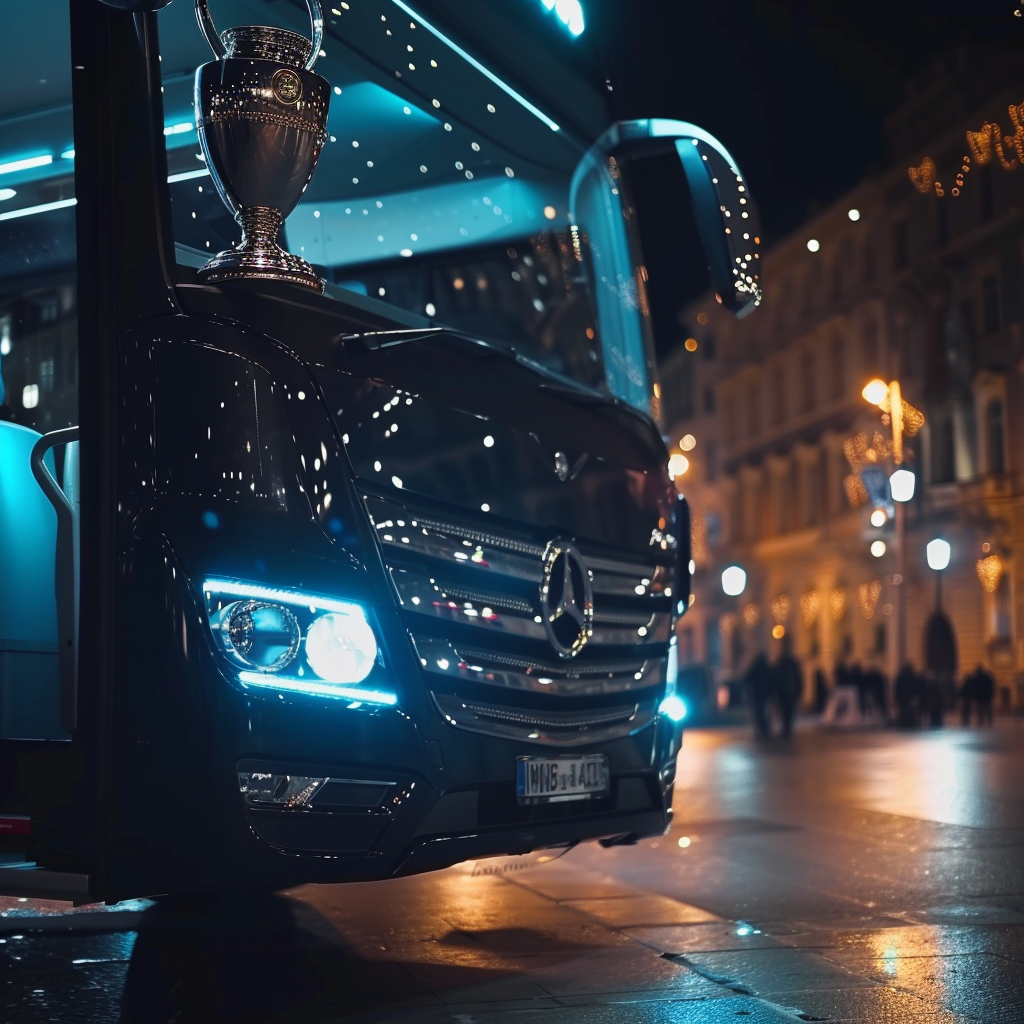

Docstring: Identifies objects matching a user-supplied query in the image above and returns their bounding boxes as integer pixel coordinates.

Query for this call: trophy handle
[195,0,324,70]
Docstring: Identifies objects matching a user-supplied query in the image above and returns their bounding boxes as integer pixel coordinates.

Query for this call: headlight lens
[202,579,394,705]
[220,601,301,672]
[305,611,378,684]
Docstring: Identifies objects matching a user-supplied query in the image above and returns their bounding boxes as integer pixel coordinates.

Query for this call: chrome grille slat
[432,691,659,746]
[391,568,671,646]
[364,489,673,742]
[459,701,637,728]
[410,637,662,697]
[411,579,534,615]
[456,646,646,679]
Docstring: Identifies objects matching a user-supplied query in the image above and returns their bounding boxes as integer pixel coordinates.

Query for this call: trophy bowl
[193,0,330,291]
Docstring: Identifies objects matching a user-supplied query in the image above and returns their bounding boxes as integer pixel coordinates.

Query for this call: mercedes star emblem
[539,540,594,658]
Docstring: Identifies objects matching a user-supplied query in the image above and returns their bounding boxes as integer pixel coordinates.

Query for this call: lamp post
[926,537,951,609]
[862,380,924,674]
[720,565,746,676]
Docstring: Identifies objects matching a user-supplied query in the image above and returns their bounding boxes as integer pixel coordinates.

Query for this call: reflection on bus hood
[311,329,675,555]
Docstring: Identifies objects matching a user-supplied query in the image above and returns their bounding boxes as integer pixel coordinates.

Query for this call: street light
[926,538,950,571]
[889,468,915,503]
[861,379,925,678]
[721,565,747,597]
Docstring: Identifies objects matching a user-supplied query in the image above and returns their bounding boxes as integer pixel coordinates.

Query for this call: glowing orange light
[684,337,698,352]
[862,379,889,406]
[772,625,785,639]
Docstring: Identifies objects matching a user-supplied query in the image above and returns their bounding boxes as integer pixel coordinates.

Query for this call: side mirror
[579,119,763,320]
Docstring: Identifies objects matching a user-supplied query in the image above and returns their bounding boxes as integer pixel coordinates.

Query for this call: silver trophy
[194,0,330,291]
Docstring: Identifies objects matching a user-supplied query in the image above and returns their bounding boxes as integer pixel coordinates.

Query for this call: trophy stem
[197,205,324,292]
[240,204,285,252]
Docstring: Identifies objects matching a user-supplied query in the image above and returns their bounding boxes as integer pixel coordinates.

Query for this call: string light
[742,602,760,626]
[858,580,882,619]
[913,100,1024,199]
[771,594,791,625]
[829,587,847,622]
[800,590,820,628]
[976,553,1004,593]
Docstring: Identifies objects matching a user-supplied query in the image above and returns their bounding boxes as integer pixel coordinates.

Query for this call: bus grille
[363,490,676,745]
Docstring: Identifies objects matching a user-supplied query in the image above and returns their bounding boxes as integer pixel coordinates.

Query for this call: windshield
[156,0,608,393]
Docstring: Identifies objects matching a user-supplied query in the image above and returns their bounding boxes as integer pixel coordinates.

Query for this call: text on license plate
[516,754,609,804]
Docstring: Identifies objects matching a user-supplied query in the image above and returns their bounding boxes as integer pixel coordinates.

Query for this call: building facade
[661,48,1024,709]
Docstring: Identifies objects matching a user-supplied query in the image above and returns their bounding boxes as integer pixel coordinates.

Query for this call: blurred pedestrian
[814,667,829,714]
[865,665,887,722]
[895,662,920,728]
[774,642,803,740]
[959,669,977,727]
[849,662,871,717]
[975,664,995,726]
[925,672,945,728]
[745,653,773,739]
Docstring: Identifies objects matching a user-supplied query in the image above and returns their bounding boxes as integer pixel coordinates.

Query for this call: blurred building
[661,48,1024,710]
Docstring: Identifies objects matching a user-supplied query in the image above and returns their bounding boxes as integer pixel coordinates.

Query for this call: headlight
[658,640,687,723]
[202,579,395,706]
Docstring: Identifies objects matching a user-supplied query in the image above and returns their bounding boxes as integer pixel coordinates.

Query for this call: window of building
[960,298,976,342]
[804,463,820,526]
[979,164,994,222]
[830,343,844,400]
[862,235,876,281]
[789,461,801,531]
[987,398,1005,473]
[993,573,1011,641]
[936,201,949,246]
[898,318,919,376]
[801,354,815,412]
[837,451,850,511]
[863,321,880,375]
[981,274,1000,335]
[706,439,719,482]
[772,364,786,426]
[775,473,790,534]
[893,219,909,270]
[931,414,956,483]
[678,626,694,665]
[730,485,743,543]
[703,386,715,415]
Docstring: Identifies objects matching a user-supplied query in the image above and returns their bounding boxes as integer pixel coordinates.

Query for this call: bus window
[0,3,78,741]
[155,0,607,394]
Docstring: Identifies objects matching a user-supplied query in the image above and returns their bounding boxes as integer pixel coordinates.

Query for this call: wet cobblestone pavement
[2,722,1023,1022]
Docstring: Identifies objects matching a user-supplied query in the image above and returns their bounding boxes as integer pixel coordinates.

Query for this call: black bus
[0,0,760,902]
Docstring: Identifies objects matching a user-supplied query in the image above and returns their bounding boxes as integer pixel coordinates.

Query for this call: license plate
[516,754,609,804]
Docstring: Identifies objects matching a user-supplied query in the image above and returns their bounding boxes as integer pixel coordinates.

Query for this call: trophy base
[197,206,324,293]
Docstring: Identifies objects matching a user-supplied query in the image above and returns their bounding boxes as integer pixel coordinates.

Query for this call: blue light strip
[202,578,368,618]
[238,671,398,706]
[0,197,76,222]
[0,154,52,176]
[389,0,561,132]
[168,168,211,183]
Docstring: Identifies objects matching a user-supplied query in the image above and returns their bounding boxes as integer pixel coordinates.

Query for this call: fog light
[238,772,325,809]
[305,610,378,684]
[659,694,687,722]
[220,601,300,672]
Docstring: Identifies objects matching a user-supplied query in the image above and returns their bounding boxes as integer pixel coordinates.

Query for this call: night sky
[585,0,1021,345]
